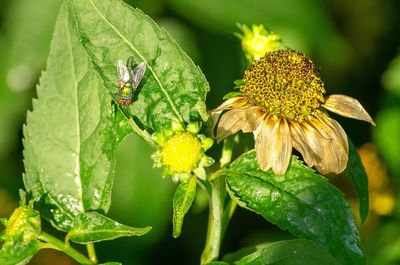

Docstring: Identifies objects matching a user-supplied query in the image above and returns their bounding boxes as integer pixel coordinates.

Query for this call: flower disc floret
[241,50,326,120]
[161,132,202,174]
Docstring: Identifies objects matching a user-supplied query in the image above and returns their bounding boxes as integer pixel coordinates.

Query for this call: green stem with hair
[200,178,224,264]
[201,137,238,264]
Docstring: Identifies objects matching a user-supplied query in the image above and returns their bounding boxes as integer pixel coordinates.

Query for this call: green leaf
[68,0,210,133]
[0,240,41,265]
[222,239,339,265]
[172,176,197,238]
[344,139,369,223]
[23,3,129,231]
[226,151,364,265]
[66,212,151,244]
[225,239,340,265]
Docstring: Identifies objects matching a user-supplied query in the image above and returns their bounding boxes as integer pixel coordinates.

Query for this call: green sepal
[344,139,369,223]
[172,176,197,238]
[226,151,365,265]
[66,212,151,244]
[222,91,243,100]
[233,79,244,89]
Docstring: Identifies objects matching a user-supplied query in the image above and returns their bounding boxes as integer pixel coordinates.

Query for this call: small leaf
[0,240,41,265]
[227,239,340,265]
[66,212,151,244]
[69,0,210,133]
[172,176,197,238]
[344,139,369,223]
[23,3,130,231]
[226,151,364,265]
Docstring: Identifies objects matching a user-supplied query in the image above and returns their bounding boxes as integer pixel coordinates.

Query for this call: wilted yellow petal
[290,122,317,167]
[255,117,274,171]
[210,96,248,136]
[323,95,375,126]
[306,119,348,174]
[317,112,349,152]
[242,106,265,133]
[216,108,246,143]
[269,119,292,175]
[256,117,292,175]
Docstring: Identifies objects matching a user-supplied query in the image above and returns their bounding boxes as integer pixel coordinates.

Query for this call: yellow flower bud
[236,24,283,62]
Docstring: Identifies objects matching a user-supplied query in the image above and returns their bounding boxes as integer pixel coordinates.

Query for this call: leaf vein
[65,13,84,209]
[88,0,184,124]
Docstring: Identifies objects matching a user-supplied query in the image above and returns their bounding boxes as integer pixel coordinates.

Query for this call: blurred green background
[1,0,400,264]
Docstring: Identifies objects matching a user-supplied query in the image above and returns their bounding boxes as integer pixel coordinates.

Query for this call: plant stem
[221,200,237,236]
[200,178,224,264]
[219,137,234,168]
[38,232,94,264]
[115,102,155,147]
[201,135,239,263]
[87,243,98,263]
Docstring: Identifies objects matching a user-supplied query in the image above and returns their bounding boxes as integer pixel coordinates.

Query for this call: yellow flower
[1,191,41,246]
[211,50,375,175]
[152,121,214,182]
[235,24,283,61]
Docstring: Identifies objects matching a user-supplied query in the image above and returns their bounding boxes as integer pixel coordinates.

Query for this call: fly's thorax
[120,84,132,98]
[241,50,326,120]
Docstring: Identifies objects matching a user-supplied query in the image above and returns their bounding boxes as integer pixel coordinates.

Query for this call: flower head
[0,191,41,247]
[152,121,214,182]
[211,50,375,175]
[235,24,283,61]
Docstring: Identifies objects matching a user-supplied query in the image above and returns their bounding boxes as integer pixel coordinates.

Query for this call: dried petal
[256,117,292,175]
[210,97,248,137]
[216,108,247,143]
[255,117,273,171]
[242,106,265,133]
[290,122,317,167]
[269,119,292,175]
[323,94,375,126]
[306,118,348,174]
[317,112,349,152]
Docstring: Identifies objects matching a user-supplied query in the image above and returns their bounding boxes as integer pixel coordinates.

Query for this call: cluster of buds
[235,24,283,62]
[0,191,41,247]
[152,120,214,182]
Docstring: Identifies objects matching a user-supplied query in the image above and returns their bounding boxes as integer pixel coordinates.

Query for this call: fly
[116,56,146,106]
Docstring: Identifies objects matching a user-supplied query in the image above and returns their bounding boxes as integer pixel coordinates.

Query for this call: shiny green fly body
[116,57,146,106]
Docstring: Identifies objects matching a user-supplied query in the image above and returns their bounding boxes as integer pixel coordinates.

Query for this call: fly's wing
[130,62,147,89]
[117,60,130,84]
